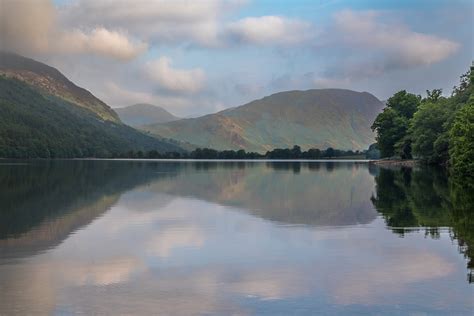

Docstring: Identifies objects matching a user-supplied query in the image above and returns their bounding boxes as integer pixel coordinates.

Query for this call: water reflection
[0,160,173,257]
[0,160,472,314]
[371,166,474,283]
[145,161,377,226]
[0,160,377,251]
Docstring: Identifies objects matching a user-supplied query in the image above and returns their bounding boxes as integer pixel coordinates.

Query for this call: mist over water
[0,160,472,314]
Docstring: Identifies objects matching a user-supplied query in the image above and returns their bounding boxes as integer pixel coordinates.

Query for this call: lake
[0,160,472,315]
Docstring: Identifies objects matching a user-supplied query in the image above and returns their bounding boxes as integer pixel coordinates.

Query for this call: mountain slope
[0,53,183,158]
[116,103,180,127]
[0,52,118,122]
[144,89,384,152]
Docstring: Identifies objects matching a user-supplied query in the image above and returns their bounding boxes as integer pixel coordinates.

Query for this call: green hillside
[116,103,180,127]
[0,76,183,158]
[0,52,119,122]
[144,89,384,152]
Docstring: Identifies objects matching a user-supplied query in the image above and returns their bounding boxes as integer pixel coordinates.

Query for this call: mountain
[116,103,180,127]
[0,52,183,158]
[0,52,118,122]
[144,89,385,152]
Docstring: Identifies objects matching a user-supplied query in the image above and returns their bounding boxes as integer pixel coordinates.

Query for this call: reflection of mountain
[0,161,177,257]
[146,161,378,226]
[371,166,474,282]
[2,160,472,284]
[0,161,378,259]
[0,194,119,257]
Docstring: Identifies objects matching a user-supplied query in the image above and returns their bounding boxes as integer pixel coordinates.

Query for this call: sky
[0,0,472,117]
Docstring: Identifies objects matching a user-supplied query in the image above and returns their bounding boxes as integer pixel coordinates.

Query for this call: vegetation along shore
[370,65,474,180]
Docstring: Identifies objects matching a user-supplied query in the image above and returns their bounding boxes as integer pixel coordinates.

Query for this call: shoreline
[0,158,372,163]
[0,158,424,167]
[369,159,418,168]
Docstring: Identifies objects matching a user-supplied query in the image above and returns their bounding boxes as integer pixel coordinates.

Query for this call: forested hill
[0,56,184,158]
[144,89,384,153]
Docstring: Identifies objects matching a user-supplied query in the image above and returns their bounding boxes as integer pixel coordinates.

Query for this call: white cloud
[60,0,238,26]
[334,10,459,68]
[0,0,146,61]
[59,0,246,47]
[313,9,462,83]
[145,57,206,94]
[226,16,313,45]
[60,2,314,48]
[57,28,147,61]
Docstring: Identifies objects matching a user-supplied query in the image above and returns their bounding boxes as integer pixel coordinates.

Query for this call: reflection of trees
[371,166,474,283]
[450,180,474,282]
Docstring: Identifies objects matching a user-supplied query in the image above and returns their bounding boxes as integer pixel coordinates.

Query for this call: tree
[372,108,409,157]
[425,89,443,103]
[325,147,335,158]
[371,90,420,158]
[305,148,321,159]
[291,145,301,159]
[449,101,474,178]
[386,90,420,118]
[236,149,246,159]
[365,143,380,159]
[452,70,472,98]
[410,96,452,164]
[147,150,161,158]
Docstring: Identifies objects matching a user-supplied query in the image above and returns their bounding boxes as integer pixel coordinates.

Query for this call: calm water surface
[0,160,472,315]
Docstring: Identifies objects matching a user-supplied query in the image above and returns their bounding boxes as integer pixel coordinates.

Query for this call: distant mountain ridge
[0,53,183,157]
[144,89,384,152]
[116,103,180,127]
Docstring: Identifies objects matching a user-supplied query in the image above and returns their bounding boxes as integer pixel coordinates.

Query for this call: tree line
[118,145,367,160]
[371,65,474,178]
